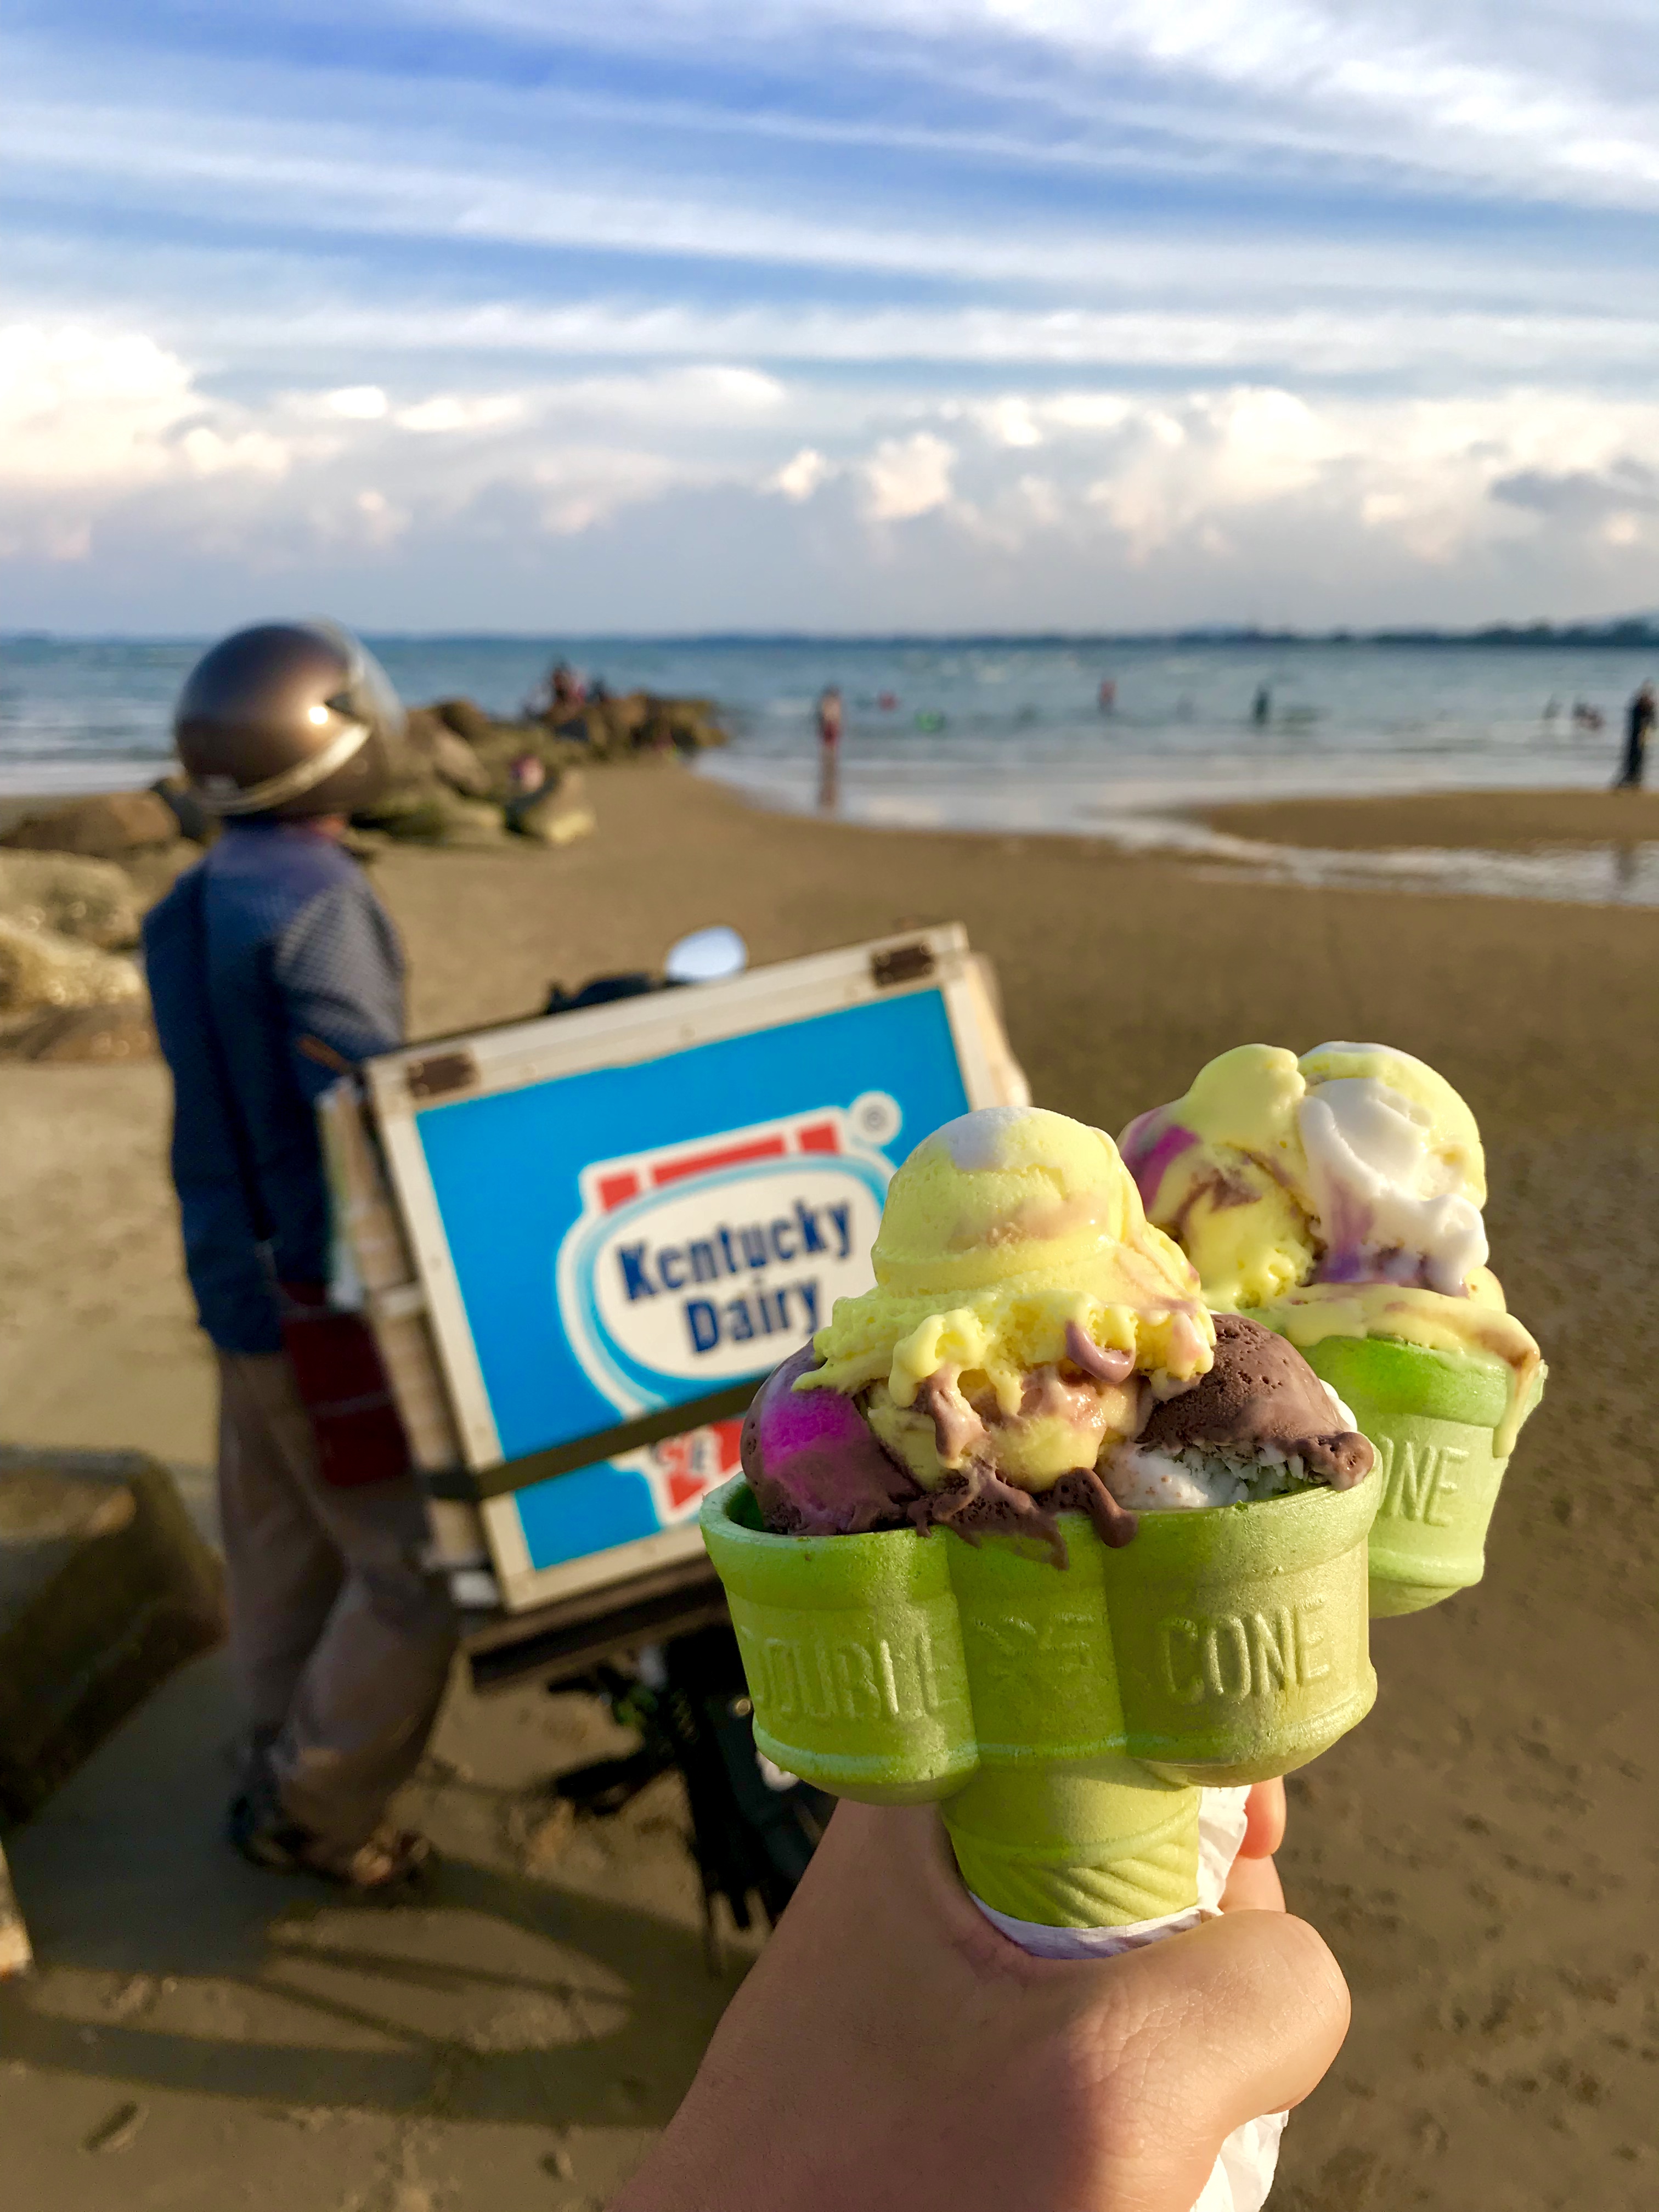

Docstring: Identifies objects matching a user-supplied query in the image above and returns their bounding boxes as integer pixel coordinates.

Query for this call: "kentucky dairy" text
[614,1198,855,1357]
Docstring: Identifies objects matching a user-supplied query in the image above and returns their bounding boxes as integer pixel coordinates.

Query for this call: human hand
[612,1783,1346,2212]
[1221,1777,1287,1914]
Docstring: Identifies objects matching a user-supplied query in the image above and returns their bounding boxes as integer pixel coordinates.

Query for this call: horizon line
[6,618,1659,651]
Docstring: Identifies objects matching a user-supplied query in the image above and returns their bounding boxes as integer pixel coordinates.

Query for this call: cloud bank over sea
[5,1,1658,630]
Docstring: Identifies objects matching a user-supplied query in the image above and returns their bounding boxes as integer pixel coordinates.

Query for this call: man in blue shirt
[145,622,455,1890]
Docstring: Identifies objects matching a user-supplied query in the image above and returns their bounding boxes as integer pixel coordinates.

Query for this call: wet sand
[1,764,1654,2209]
[1198,785,1659,853]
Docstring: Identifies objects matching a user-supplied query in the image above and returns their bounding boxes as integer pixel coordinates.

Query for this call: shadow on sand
[0,1652,743,2132]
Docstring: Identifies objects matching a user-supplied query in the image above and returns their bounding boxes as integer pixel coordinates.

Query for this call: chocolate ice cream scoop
[1138,1312,1374,1486]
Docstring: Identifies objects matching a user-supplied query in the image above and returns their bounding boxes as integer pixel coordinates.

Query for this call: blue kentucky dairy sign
[364,930,1025,1609]
[558,1094,901,1408]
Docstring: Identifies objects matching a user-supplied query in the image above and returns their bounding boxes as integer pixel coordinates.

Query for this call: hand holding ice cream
[612,1795,1349,2212]
[705,1103,1382,2212]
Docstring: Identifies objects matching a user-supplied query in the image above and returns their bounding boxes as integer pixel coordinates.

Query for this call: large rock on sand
[402,707,495,798]
[0,1448,225,1823]
[0,1003,157,1064]
[1,788,180,859]
[438,798,512,847]
[509,769,597,845]
[0,919,143,1014]
[0,852,143,950]
[432,697,497,748]
[351,787,509,845]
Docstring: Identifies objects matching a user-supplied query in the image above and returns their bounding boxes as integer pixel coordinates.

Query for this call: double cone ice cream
[703,1105,1381,1929]
[1119,1044,1545,1612]
[751,1105,1374,1549]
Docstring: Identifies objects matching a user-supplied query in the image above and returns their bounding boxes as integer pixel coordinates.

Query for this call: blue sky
[5,1,1659,631]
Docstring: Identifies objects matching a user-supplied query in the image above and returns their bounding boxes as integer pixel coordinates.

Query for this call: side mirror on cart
[542,924,748,1017]
[663,924,748,985]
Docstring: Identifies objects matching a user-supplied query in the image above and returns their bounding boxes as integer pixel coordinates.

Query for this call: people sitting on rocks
[527,660,588,724]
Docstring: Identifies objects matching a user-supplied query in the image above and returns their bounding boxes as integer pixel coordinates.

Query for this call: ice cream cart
[319,924,1027,1923]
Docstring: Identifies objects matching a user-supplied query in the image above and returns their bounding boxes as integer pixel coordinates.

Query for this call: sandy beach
[2,763,1653,2210]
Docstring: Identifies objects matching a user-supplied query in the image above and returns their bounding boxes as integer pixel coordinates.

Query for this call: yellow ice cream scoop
[1121,1043,1545,1616]
[803,1106,1214,1437]
[1118,1044,1537,1449]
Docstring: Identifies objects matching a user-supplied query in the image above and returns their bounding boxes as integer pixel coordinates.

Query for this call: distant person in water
[816,684,843,811]
[1614,682,1656,789]
[1097,678,1116,715]
[1572,699,1604,733]
[1251,684,1272,726]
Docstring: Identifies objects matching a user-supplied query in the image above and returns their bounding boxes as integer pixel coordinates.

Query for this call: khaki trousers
[216,1351,457,1850]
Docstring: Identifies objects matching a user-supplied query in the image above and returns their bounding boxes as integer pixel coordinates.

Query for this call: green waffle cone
[702,1471,1379,1926]
[704,1479,980,1805]
[1300,1335,1542,1617]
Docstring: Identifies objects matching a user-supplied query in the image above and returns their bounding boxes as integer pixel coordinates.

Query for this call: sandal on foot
[307,1824,435,1891]
[228,1796,435,1892]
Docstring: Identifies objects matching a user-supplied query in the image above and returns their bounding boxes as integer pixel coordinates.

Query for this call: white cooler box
[321,925,1026,1621]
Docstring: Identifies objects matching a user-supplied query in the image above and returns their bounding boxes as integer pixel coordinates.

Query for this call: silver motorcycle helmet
[174,620,404,820]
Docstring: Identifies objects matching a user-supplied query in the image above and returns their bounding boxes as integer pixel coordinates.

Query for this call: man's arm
[270,873,406,1099]
[144,882,284,1353]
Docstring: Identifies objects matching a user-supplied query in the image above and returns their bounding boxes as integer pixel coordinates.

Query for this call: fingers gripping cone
[702,1475,1378,1927]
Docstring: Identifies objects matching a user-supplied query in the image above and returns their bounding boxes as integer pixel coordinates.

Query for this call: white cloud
[528,445,706,535]
[352,487,408,545]
[861,432,957,522]
[770,446,832,500]
[6,313,1659,604]
[178,424,292,477]
[978,397,1045,449]
[21,73,1659,323]
[324,384,390,419]
[393,392,526,433]
[0,324,300,558]
[0,324,199,489]
[6,0,1659,630]
[338,0,1659,209]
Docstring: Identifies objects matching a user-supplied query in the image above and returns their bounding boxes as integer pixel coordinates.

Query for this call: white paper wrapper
[972,1787,1289,2212]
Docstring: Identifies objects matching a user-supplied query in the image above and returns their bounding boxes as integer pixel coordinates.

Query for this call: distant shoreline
[5,623,1659,652]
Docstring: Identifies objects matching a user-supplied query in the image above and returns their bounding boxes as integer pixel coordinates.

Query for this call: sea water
[3,634,1655,903]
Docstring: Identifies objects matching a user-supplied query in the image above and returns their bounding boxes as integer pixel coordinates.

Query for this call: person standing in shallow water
[816,684,843,811]
[1614,681,1655,788]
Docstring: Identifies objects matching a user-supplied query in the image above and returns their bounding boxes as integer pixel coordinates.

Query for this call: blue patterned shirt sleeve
[145,827,406,1352]
[272,877,405,1101]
